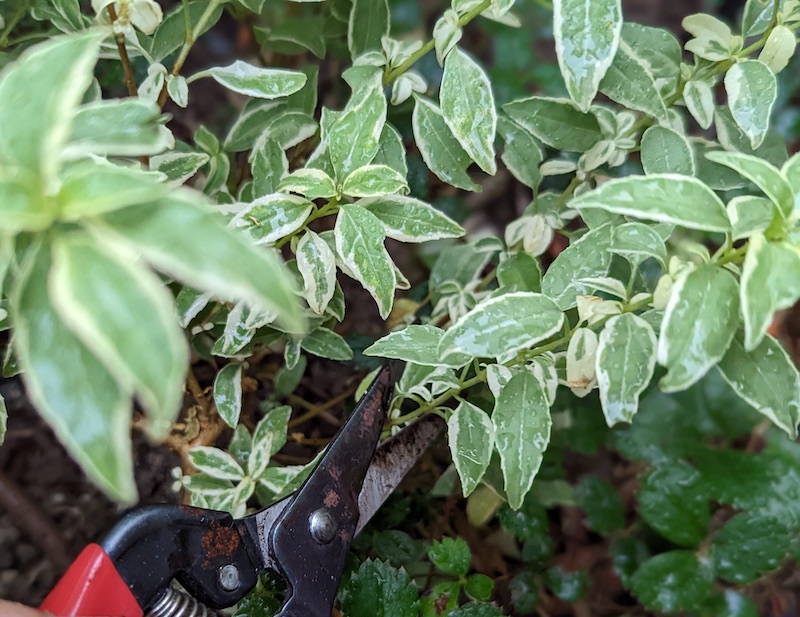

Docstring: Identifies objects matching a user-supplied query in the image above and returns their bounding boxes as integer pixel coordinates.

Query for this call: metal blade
[355,414,445,535]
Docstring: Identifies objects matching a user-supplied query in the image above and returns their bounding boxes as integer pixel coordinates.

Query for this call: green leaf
[348,0,390,59]
[253,405,292,458]
[439,292,564,362]
[610,537,650,587]
[428,537,471,576]
[498,116,542,189]
[342,165,408,197]
[365,324,470,367]
[630,551,714,614]
[684,80,715,129]
[256,17,326,59]
[705,150,792,217]
[464,575,493,602]
[658,265,740,392]
[712,511,789,583]
[640,126,695,176]
[191,61,307,99]
[493,371,552,509]
[279,169,337,200]
[503,96,602,152]
[714,106,788,167]
[334,204,395,319]
[66,98,170,158]
[724,59,777,150]
[740,234,800,350]
[301,327,353,361]
[340,560,419,617]
[446,603,504,617]
[372,124,408,178]
[150,152,209,185]
[12,244,135,503]
[50,234,187,439]
[30,0,90,32]
[575,476,624,534]
[608,222,667,266]
[0,393,6,446]
[440,47,497,174]
[148,1,224,62]
[96,194,303,333]
[541,224,614,309]
[0,167,50,232]
[360,195,465,243]
[231,194,313,246]
[553,0,622,112]
[543,567,589,602]
[718,333,800,438]
[188,446,246,481]
[638,461,710,545]
[596,314,657,426]
[412,95,479,192]
[497,253,542,293]
[214,363,243,429]
[0,31,103,186]
[296,230,336,315]
[728,196,774,240]
[250,138,288,198]
[448,399,494,497]
[571,175,730,232]
[329,67,387,180]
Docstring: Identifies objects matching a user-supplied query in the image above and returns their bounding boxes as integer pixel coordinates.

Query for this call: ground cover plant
[1,0,800,614]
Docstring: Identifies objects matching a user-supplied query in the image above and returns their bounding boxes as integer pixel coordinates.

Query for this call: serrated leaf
[641,126,695,176]
[296,230,336,315]
[335,204,395,318]
[440,47,497,174]
[50,234,187,439]
[575,476,624,533]
[631,551,714,613]
[448,400,494,497]
[553,0,622,112]
[740,234,800,350]
[340,560,419,617]
[412,95,479,191]
[658,265,739,392]
[608,222,667,266]
[428,537,471,576]
[727,196,774,240]
[301,327,353,361]
[493,371,552,509]
[342,165,408,197]
[571,175,730,232]
[214,363,243,429]
[718,332,800,438]
[192,61,307,99]
[542,224,614,309]
[365,324,471,367]
[348,0,390,59]
[712,511,789,583]
[725,60,777,150]
[188,446,245,481]
[12,244,135,503]
[439,292,564,361]
[705,150,792,217]
[684,80,715,129]
[231,194,313,246]
[503,96,602,152]
[360,195,465,242]
[596,314,657,426]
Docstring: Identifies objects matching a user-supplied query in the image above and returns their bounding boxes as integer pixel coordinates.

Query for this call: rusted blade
[355,413,446,535]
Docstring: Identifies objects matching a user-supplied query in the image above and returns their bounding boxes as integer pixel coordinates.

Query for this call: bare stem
[107,5,139,97]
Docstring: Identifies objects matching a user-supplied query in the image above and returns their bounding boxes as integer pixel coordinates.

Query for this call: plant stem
[382,0,492,85]
[107,5,139,98]
[0,1,29,50]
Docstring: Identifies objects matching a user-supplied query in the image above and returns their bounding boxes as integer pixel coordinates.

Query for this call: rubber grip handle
[40,544,143,617]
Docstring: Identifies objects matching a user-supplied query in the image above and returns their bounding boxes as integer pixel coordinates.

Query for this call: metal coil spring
[146,587,221,617]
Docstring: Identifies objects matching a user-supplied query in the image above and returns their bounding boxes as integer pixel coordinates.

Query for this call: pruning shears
[40,363,444,617]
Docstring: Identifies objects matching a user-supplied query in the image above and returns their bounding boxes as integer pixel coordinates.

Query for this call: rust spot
[328,465,342,481]
[324,489,340,508]
[201,521,241,568]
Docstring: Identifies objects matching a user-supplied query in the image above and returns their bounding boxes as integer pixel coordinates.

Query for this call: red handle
[40,544,143,617]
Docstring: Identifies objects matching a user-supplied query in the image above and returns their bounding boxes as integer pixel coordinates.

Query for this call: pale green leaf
[231,194,313,246]
[503,96,602,152]
[641,126,695,176]
[498,116,542,189]
[214,363,243,429]
[372,123,408,178]
[727,196,774,240]
[279,168,337,200]
[360,195,465,243]
[448,400,494,497]
[188,446,245,481]
[570,174,730,232]
[740,233,800,350]
[705,150,792,217]
[717,332,800,438]
[609,222,667,266]
[191,61,307,99]
[334,204,395,318]
[148,1,224,62]
[348,0,390,59]
[412,95,479,191]
[493,371,552,509]
[781,151,800,217]
[12,244,135,503]
[301,327,353,361]
[0,393,6,446]
[150,152,209,185]
[658,265,740,391]
[553,0,622,112]
[95,194,303,332]
[596,314,657,426]
[296,230,336,315]
[253,405,292,459]
[440,47,497,174]
[364,324,471,367]
[758,25,796,73]
[724,60,777,150]
[684,81,715,130]
[541,224,614,309]
[251,138,288,198]
[0,167,50,232]
[342,165,408,197]
[438,292,564,361]
[615,23,682,98]
[743,0,778,36]
[50,234,187,439]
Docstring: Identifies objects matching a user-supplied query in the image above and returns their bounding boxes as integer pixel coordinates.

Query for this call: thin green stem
[717,242,749,266]
[0,1,29,50]
[382,0,492,85]
[274,199,340,249]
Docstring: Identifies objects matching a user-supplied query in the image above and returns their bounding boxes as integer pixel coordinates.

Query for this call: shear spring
[145,587,220,617]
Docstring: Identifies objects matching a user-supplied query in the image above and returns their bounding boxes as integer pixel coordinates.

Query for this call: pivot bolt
[309,508,337,544]
[218,564,240,591]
